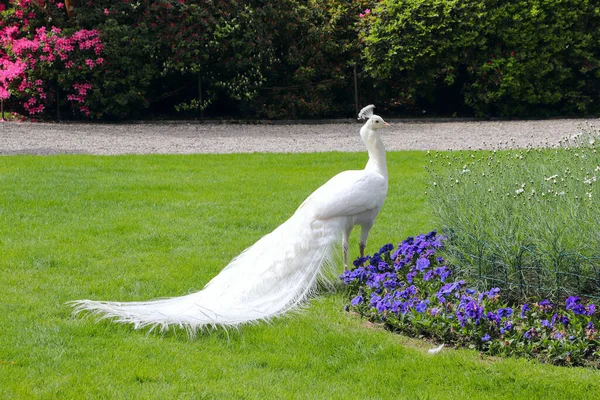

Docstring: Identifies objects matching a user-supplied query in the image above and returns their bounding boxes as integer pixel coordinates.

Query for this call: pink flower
[0,87,10,100]
[104,8,109,15]
[57,2,64,8]
[85,59,95,68]
[365,9,371,15]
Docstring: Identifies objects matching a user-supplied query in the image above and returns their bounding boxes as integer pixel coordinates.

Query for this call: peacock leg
[342,237,350,270]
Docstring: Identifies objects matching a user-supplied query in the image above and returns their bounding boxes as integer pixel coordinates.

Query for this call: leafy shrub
[426,130,600,302]
[73,0,271,119]
[251,0,367,119]
[342,232,600,367]
[361,0,600,117]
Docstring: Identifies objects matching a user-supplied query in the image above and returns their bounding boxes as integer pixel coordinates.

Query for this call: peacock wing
[297,170,387,219]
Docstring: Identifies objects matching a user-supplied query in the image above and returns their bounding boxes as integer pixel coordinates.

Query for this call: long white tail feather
[71,106,389,334]
[70,210,345,333]
[358,104,375,120]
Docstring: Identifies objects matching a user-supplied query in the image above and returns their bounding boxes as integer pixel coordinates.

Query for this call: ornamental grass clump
[341,232,600,368]
[426,127,600,303]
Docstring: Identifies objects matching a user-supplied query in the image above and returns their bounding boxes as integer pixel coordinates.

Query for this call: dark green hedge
[3,0,599,119]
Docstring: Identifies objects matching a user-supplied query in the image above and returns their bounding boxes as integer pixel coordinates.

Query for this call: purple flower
[565,296,589,315]
[541,319,552,328]
[375,294,392,313]
[423,270,434,281]
[524,328,536,340]
[565,296,587,315]
[565,296,580,308]
[571,304,587,315]
[377,261,389,272]
[379,243,394,254]
[481,334,491,342]
[415,300,429,313]
[416,257,430,271]
[500,321,513,334]
[586,321,596,337]
[554,332,564,340]
[376,302,387,313]
[464,300,484,322]
[487,312,501,327]
[434,266,451,282]
[370,294,381,307]
[520,304,530,318]
[456,310,467,327]
[351,295,363,306]
[397,285,417,299]
[466,288,477,295]
[586,303,596,316]
[539,299,551,306]
[496,307,513,318]
[367,273,387,288]
[438,280,464,296]
[560,315,570,327]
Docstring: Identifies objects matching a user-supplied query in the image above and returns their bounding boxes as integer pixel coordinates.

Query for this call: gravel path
[0,118,596,155]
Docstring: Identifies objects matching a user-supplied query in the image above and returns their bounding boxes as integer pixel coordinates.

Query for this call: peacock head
[368,115,389,130]
[358,105,389,131]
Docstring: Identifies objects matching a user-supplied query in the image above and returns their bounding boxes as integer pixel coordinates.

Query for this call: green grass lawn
[1,152,599,399]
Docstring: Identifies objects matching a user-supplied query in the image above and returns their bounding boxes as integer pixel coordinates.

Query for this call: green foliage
[72,0,268,119]
[83,19,157,119]
[67,0,369,119]
[427,130,600,302]
[362,0,600,117]
[252,0,367,119]
[1,152,600,398]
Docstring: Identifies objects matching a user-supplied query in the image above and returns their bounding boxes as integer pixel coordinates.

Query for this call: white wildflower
[545,175,558,181]
[516,188,525,195]
[584,176,597,185]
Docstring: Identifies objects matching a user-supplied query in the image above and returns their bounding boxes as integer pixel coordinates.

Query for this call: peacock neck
[364,130,388,179]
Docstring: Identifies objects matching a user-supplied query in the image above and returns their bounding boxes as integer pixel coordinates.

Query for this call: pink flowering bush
[0,1,105,118]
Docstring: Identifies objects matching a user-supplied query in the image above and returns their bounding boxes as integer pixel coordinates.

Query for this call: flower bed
[341,232,599,367]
